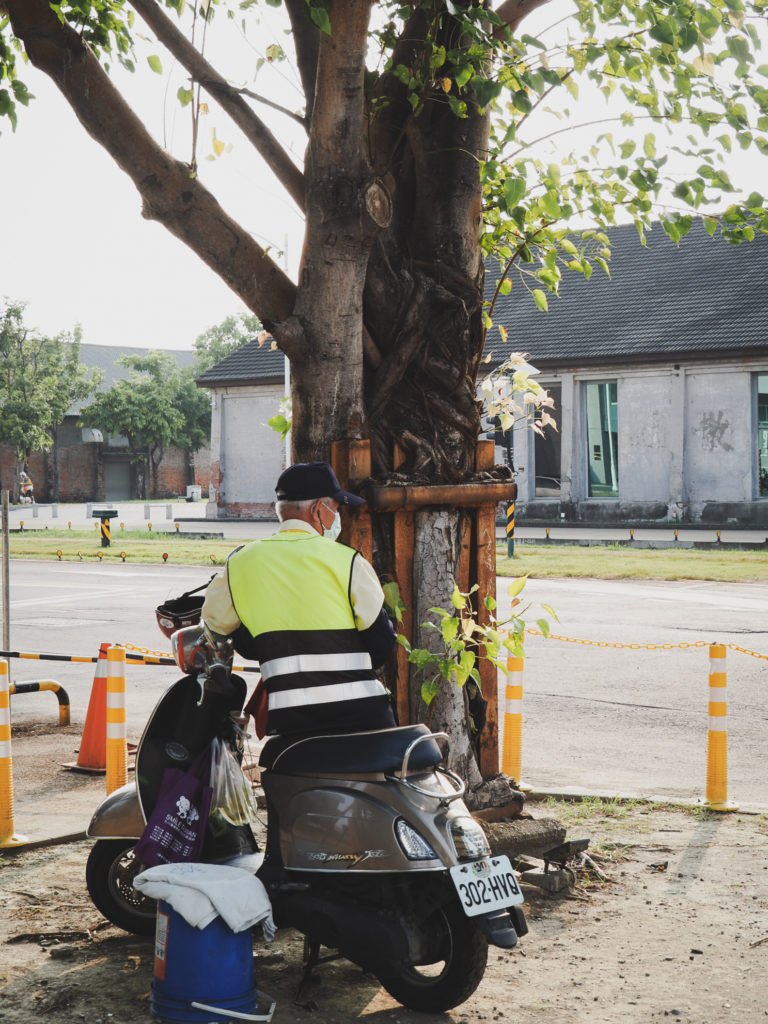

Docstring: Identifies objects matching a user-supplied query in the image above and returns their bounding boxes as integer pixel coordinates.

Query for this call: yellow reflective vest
[227,532,390,736]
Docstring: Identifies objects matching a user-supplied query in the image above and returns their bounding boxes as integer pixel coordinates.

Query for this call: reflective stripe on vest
[260,651,373,682]
[268,678,386,710]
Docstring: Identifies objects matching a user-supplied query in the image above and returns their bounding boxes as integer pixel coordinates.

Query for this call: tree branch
[237,86,307,129]
[494,0,553,35]
[284,0,320,124]
[6,0,297,332]
[130,0,305,211]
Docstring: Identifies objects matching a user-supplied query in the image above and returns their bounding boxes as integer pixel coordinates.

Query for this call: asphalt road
[5,560,767,810]
[501,577,768,809]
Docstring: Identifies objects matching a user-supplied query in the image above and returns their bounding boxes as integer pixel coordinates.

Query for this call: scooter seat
[259,724,444,775]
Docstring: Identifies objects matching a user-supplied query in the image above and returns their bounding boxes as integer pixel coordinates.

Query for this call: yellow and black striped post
[705,644,738,811]
[506,501,515,557]
[100,517,111,547]
[105,646,127,794]
[0,659,27,847]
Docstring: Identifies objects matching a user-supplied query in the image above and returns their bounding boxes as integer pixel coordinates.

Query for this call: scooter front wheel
[86,839,156,936]
[377,899,488,1012]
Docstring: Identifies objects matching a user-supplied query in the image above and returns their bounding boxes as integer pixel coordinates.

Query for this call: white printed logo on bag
[176,795,200,823]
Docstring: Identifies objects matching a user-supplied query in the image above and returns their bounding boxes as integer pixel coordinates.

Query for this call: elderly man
[202,461,396,737]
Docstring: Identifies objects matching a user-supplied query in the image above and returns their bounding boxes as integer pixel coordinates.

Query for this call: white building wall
[684,369,754,514]
[514,358,768,524]
[617,372,676,501]
[206,383,285,517]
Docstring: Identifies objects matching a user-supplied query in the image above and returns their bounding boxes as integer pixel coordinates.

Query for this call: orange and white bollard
[501,653,530,790]
[105,646,128,794]
[705,644,738,811]
[0,659,28,847]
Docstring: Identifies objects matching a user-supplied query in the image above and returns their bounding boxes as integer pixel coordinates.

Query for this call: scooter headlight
[449,816,491,861]
[395,818,438,861]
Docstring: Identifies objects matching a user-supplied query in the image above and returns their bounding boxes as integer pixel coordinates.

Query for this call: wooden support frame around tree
[331,439,516,780]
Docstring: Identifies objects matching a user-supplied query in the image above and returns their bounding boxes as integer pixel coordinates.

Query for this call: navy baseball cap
[275,461,365,506]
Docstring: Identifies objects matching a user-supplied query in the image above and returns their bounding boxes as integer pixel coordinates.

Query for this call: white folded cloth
[134,862,275,939]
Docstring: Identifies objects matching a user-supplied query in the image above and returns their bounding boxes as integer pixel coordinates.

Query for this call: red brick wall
[0,441,209,502]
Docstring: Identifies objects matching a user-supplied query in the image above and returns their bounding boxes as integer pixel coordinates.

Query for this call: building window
[585,380,618,498]
[535,383,561,497]
[758,374,768,498]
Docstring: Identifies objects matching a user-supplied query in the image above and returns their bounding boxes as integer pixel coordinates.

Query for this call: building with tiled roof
[198,221,768,525]
[490,221,768,525]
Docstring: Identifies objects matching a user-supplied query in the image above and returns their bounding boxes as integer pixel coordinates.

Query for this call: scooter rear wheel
[377,898,488,1012]
[86,839,156,936]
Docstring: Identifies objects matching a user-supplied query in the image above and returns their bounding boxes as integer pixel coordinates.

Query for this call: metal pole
[2,492,9,673]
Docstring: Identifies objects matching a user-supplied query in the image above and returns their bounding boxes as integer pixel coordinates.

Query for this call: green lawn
[497,543,768,582]
[3,529,236,566]
[3,529,767,581]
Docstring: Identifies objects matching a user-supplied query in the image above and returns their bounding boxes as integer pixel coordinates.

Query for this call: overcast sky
[1,4,765,353]
[0,9,306,352]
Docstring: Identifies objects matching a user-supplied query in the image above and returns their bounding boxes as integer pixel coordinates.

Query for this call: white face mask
[325,510,342,541]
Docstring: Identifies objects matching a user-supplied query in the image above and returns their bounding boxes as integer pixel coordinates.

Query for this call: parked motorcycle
[86,603,528,1012]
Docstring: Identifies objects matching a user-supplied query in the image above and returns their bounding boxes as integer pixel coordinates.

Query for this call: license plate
[449,855,524,917]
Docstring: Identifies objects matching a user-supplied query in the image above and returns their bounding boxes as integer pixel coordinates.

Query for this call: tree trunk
[281,0,375,462]
[412,509,485,792]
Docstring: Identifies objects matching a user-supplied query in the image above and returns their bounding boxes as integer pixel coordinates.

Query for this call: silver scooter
[86,623,527,1013]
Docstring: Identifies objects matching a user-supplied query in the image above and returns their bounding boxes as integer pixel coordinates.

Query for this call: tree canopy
[0,300,97,487]
[79,350,211,497]
[193,312,263,373]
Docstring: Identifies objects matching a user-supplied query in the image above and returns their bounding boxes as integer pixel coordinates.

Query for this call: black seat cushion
[259,724,444,775]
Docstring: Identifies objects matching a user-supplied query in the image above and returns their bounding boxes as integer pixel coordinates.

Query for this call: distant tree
[80,350,208,497]
[193,313,263,374]
[0,300,97,499]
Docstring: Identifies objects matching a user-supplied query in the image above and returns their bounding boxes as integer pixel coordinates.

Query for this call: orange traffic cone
[63,642,109,773]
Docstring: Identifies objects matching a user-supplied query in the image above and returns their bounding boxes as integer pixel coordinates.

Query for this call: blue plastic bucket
[151,901,257,1022]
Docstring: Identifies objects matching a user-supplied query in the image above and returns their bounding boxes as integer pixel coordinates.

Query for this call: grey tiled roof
[70,344,196,414]
[195,339,285,387]
[486,220,768,368]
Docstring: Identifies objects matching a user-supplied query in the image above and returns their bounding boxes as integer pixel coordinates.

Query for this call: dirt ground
[1,799,767,1024]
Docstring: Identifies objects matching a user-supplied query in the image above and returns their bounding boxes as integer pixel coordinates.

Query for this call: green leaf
[507,576,527,598]
[382,581,406,623]
[450,585,466,610]
[308,4,332,35]
[266,413,290,439]
[455,65,473,89]
[455,650,476,687]
[147,55,163,74]
[177,86,194,107]
[441,616,459,643]
[540,191,562,219]
[409,648,437,670]
[503,177,526,209]
[421,678,441,706]
[532,288,548,312]
[595,256,611,277]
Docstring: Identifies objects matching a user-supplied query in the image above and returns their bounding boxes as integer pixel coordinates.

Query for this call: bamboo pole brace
[363,480,517,511]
